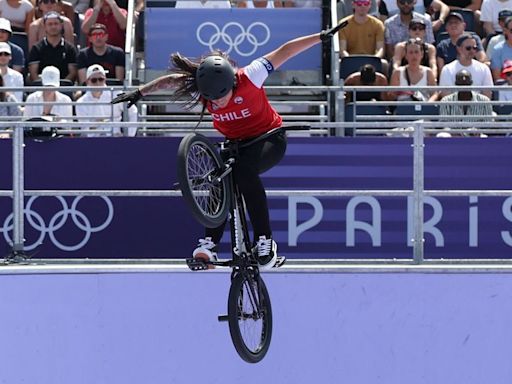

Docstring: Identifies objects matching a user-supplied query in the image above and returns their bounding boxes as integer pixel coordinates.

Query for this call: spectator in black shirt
[77,23,124,84]
[28,11,77,83]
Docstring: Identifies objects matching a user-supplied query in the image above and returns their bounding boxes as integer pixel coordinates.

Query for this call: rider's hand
[111,89,142,108]
[320,20,349,42]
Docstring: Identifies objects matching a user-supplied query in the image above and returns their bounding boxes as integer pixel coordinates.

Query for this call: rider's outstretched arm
[263,33,322,70]
[139,73,184,96]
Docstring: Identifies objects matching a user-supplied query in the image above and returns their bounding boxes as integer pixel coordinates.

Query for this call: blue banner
[145,9,322,70]
[1,137,512,260]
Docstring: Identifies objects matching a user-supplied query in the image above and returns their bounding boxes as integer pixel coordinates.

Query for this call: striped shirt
[439,91,494,133]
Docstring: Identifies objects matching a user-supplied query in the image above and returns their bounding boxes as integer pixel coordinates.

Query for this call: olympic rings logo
[0,196,114,251]
[196,21,271,57]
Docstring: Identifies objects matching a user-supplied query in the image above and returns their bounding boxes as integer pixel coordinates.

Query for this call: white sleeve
[243,57,274,89]
[480,0,492,23]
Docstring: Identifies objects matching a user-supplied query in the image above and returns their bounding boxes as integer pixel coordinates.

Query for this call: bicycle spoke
[186,144,225,217]
[237,279,264,353]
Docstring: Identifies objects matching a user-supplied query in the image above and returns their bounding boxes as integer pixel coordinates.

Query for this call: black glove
[320,20,349,42]
[111,89,142,108]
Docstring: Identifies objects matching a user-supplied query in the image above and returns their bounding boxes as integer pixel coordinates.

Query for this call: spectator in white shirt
[75,64,137,137]
[24,65,73,120]
[0,42,23,102]
[438,33,494,99]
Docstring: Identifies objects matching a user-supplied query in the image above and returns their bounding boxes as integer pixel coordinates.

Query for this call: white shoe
[193,237,218,265]
[256,235,277,271]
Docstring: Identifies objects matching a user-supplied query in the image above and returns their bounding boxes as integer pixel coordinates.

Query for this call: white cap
[0,18,12,33]
[0,42,11,55]
[86,64,108,80]
[41,66,60,87]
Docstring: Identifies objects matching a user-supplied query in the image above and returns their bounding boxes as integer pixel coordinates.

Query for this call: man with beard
[384,0,435,59]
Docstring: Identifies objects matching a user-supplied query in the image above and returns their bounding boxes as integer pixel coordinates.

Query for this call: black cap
[499,9,512,20]
[445,11,464,23]
[409,18,426,27]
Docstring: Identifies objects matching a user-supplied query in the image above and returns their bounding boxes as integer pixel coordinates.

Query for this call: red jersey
[206,58,282,140]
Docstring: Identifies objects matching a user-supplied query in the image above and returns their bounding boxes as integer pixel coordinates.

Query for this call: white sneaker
[193,237,218,265]
[256,235,277,271]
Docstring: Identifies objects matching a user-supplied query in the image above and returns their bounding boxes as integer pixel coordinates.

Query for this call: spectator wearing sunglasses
[437,12,486,74]
[28,11,77,83]
[75,64,137,137]
[0,0,34,33]
[0,18,25,73]
[337,0,378,19]
[384,0,435,59]
[82,0,128,50]
[392,18,437,78]
[498,59,512,100]
[490,16,512,81]
[28,0,74,51]
[438,33,493,98]
[77,23,124,85]
[390,37,437,102]
[0,42,23,102]
[338,0,387,71]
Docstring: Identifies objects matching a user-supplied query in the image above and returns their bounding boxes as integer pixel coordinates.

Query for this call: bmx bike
[176,128,285,363]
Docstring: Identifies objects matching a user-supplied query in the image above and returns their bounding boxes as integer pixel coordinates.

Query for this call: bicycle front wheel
[227,272,273,363]
[176,133,230,228]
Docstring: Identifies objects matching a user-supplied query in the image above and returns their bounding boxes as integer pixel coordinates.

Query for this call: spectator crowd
[0,0,511,135]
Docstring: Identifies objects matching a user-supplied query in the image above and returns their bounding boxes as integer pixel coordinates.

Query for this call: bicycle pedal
[274,256,286,268]
[186,258,209,271]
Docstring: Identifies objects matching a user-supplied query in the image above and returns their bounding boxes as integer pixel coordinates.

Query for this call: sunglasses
[0,52,11,56]
[89,77,106,84]
[90,31,106,38]
[354,0,370,5]
[506,72,512,77]
[464,45,478,51]
[399,0,414,4]
[410,26,425,31]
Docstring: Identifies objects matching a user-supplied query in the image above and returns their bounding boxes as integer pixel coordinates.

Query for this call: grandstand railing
[3,117,512,264]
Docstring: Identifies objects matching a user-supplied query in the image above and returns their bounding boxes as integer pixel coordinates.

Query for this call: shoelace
[197,238,215,249]
[257,237,272,256]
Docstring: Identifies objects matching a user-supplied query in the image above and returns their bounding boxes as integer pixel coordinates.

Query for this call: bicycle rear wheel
[227,271,273,363]
[176,133,229,228]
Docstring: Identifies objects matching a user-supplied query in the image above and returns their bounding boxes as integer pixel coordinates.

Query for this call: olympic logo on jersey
[0,196,114,251]
[196,21,271,57]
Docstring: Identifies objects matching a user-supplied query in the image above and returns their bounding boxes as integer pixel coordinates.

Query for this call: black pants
[205,130,287,244]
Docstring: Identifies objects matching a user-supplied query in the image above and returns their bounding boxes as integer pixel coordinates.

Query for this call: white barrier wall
[1,270,511,384]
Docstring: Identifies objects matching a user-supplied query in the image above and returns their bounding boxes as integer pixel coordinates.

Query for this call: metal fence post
[7,125,26,263]
[412,121,425,263]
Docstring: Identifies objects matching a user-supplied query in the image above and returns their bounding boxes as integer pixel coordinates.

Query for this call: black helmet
[196,56,236,100]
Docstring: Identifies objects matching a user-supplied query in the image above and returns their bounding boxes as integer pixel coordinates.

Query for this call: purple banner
[1,137,512,259]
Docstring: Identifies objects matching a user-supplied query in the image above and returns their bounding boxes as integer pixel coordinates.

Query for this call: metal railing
[4,118,512,264]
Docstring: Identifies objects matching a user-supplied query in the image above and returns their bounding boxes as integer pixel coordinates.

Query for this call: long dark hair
[169,50,237,110]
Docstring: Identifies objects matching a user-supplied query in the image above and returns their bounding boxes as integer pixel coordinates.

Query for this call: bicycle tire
[227,272,273,363]
[176,133,230,228]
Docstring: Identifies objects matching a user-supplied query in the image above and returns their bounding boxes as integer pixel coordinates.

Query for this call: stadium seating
[339,55,382,80]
